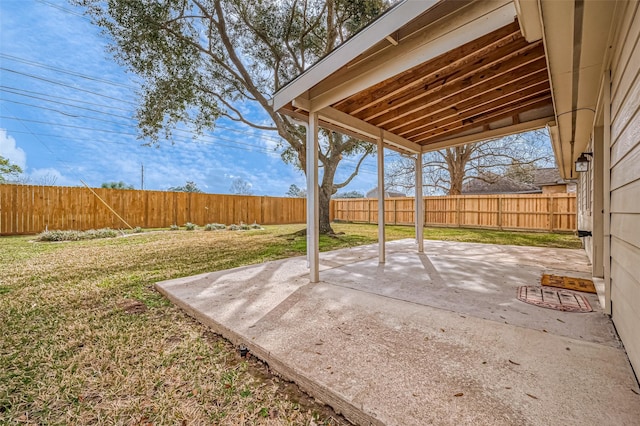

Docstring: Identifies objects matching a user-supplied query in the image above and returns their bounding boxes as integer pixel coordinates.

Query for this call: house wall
[541,184,568,194]
[608,0,640,375]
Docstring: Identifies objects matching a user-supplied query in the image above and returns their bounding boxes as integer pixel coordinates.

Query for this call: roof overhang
[527,0,621,179]
[271,0,555,156]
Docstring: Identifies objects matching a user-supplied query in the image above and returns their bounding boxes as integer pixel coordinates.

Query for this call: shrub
[132,226,143,233]
[36,228,118,242]
[227,224,240,231]
[169,224,180,231]
[239,223,251,230]
[184,222,197,231]
[250,222,262,230]
[204,223,226,231]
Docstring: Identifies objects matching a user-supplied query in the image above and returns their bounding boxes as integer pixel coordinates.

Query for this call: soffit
[275,0,554,154]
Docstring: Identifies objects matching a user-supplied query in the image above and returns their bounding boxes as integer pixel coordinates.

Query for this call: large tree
[75,0,387,233]
[386,130,554,195]
[0,155,23,183]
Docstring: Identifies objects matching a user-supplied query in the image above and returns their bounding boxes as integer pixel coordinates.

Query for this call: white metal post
[306,112,320,283]
[377,135,385,263]
[415,152,424,252]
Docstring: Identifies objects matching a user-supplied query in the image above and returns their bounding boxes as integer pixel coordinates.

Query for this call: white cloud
[28,168,72,186]
[0,128,27,169]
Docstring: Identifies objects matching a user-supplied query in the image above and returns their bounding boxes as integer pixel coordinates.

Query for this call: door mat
[517,286,593,312]
[541,274,597,294]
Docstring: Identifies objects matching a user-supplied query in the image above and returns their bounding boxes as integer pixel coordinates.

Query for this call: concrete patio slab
[156,239,640,425]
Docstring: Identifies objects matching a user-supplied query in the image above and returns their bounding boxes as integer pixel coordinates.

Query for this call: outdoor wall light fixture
[575,152,593,172]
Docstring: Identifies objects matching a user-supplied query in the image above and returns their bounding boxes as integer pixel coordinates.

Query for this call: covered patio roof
[269,0,620,282]
[272,0,554,155]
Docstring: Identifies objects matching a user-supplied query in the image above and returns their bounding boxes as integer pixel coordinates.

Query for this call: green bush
[204,223,226,231]
[169,224,180,231]
[184,222,197,231]
[132,226,143,233]
[227,224,240,231]
[36,228,118,242]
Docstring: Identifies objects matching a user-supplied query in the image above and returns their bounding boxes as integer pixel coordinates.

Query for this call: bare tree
[229,178,253,195]
[76,0,388,234]
[386,130,554,195]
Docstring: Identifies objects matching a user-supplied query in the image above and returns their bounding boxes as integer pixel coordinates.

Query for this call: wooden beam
[389,70,550,135]
[420,117,553,152]
[403,83,551,140]
[278,104,414,154]
[416,97,552,145]
[514,0,543,42]
[335,21,523,115]
[364,43,546,125]
[318,106,421,153]
[308,1,517,112]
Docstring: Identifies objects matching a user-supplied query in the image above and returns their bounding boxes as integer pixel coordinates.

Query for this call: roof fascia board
[514,0,543,42]
[308,0,516,112]
[319,106,421,153]
[421,117,553,152]
[271,0,439,112]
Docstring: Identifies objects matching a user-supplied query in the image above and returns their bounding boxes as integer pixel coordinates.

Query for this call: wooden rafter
[333,20,523,115]
[415,96,552,145]
[406,89,551,140]
[387,68,550,135]
[361,42,545,126]
[399,80,550,139]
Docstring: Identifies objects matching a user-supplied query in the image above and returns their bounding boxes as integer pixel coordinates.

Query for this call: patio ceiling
[273,0,555,154]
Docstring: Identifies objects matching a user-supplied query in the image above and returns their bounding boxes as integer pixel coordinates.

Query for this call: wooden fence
[0,184,306,235]
[332,193,577,232]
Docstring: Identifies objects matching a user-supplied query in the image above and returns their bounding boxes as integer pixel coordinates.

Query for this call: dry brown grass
[0,226,354,425]
[0,223,579,424]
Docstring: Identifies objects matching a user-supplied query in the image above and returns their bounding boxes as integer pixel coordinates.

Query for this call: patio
[156,239,640,425]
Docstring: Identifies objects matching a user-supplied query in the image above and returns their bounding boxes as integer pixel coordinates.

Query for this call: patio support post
[415,152,424,252]
[377,133,385,263]
[307,112,320,283]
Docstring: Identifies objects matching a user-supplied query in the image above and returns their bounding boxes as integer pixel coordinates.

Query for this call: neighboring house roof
[366,187,406,198]
[533,167,564,186]
[462,175,541,195]
[463,168,577,194]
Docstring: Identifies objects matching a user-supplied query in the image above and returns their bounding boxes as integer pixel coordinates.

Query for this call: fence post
[547,194,554,232]
[394,199,398,225]
[456,196,462,227]
[498,195,503,230]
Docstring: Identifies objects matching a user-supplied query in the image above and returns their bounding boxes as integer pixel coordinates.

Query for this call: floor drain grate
[517,286,592,312]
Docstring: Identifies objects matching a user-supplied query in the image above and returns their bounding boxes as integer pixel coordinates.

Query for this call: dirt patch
[121,299,147,314]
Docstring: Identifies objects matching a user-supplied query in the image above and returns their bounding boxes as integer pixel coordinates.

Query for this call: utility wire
[0,68,138,106]
[0,53,136,89]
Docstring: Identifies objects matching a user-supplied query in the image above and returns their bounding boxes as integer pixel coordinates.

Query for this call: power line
[34,0,89,20]
[0,53,136,89]
[0,67,137,106]
[0,85,134,113]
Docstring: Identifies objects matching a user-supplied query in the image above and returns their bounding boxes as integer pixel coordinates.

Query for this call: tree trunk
[318,186,333,234]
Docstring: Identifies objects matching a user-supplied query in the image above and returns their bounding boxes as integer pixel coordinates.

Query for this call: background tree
[334,190,364,198]
[75,0,388,234]
[0,155,23,182]
[286,184,306,198]
[386,130,553,195]
[168,181,203,192]
[229,178,253,195]
[102,181,134,189]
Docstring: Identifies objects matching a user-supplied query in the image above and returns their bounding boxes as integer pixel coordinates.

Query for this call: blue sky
[0,0,385,195]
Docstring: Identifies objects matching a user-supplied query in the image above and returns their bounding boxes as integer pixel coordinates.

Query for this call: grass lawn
[0,224,580,424]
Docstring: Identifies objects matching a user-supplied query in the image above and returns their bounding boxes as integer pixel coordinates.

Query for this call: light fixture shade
[575,153,590,172]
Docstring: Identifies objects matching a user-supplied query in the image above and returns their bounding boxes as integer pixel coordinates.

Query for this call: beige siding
[609,1,640,374]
